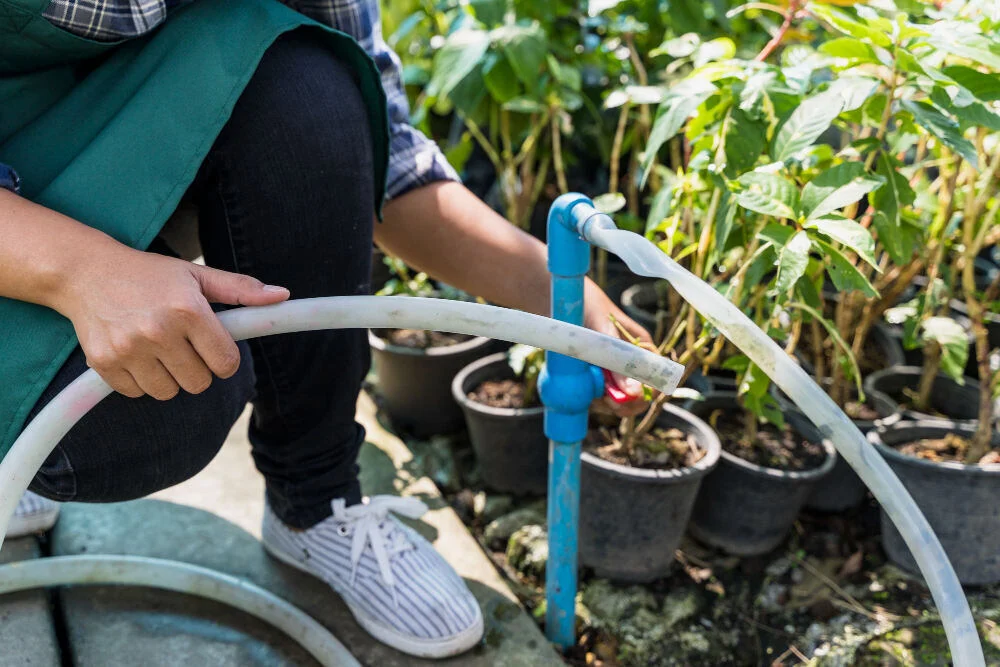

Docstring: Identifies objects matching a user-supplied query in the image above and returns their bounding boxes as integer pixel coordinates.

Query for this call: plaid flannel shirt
[0,0,458,199]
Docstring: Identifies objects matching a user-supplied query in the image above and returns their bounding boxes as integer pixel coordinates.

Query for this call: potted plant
[370,257,496,437]
[452,345,548,495]
[581,395,722,582]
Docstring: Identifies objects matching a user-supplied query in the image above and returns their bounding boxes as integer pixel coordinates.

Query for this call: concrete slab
[0,537,62,667]
[53,392,561,667]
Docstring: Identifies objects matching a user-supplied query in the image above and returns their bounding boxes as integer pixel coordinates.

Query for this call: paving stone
[0,537,61,667]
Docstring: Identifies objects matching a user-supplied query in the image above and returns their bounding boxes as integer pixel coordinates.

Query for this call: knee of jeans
[31,342,256,503]
[220,32,374,182]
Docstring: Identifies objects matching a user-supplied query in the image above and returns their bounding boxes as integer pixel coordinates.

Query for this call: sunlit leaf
[492,24,547,88]
[800,162,884,219]
[771,78,876,161]
[776,231,812,295]
[869,152,916,264]
[921,317,970,381]
[809,5,892,47]
[639,79,716,189]
[806,216,877,268]
[427,29,490,99]
[594,192,627,214]
[735,172,800,219]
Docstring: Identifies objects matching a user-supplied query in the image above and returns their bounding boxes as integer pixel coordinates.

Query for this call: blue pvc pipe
[541,194,605,648]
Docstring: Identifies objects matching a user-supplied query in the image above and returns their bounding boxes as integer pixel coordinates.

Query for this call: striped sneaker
[7,491,59,538]
[262,496,483,658]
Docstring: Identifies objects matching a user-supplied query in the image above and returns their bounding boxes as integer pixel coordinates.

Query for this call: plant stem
[754,0,800,62]
[550,114,568,194]
[916,342,941,413]
[609,103,630,195]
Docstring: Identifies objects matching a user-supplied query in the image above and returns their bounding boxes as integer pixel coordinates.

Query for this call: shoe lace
[332,495,428,605]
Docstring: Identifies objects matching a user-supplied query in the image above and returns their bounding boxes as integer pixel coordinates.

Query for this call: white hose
[0,555,359,667]
[579,217,985,667]
[0,296,684,545]
[0,296,684,664]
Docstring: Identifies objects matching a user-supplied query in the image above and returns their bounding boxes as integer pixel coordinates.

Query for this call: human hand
[583,280,655,418]
[56,245,289,399]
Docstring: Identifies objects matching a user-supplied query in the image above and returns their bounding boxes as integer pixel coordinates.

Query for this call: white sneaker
[262,496,484,659]
[7,491,59,538]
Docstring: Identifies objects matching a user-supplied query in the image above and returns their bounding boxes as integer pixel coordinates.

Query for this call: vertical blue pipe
[540,194,605,649]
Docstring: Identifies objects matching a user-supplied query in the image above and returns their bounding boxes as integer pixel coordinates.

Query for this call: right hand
[56,245,289,400]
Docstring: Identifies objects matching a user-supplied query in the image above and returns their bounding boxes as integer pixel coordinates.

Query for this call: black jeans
[27,32,375,529]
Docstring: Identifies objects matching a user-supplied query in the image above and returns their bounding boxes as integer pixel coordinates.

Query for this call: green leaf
[693,37,736,68]
[800,162,884,220]
[546,55,582,92]
[805,216,877,268]
[740,363,784,427]
[941,65,1000,103]
[724,109,767,177]
[502,97,546,114]
[819,37,878,62]
[771,79,876,161]
[921,317,970,381]
[651,33,700,59]
[870,153,916,264]
[493,24,547,88]
[594,192,627,214]
[776,231,812,295]
[427,29,490,99]
[645,185,675,235]
[758,224,794,248]
[469,0,505,25]
[712,190,736,264]
[639,80,716,190]
[927,23,1000,70]
[809,5,892,47]
[482,53,520,103]
[901,100,978,168]
[722,355,749,373]
[817,240,877,297]
[735,172,800,220]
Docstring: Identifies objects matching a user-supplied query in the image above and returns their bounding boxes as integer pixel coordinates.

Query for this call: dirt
[469,379,536,409]
[709,410,826,471]
[383,328,472,349]
[896,433,1000,465]
[844,398,881,421]
[584,426,706,470]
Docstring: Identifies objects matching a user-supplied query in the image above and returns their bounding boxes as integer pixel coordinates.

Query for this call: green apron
[0,0,390,459]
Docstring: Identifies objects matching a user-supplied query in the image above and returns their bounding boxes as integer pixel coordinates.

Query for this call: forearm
[0,189,120,313]
[376,181,559,315]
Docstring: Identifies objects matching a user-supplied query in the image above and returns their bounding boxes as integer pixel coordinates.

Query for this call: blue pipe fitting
[542,193,609,650]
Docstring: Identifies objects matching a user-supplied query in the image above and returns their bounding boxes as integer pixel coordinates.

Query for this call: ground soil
[469,379,535,409]
[709,410,826,471]
[583,425,705,470]
[896,433,1000,465]
[383,328,472,349]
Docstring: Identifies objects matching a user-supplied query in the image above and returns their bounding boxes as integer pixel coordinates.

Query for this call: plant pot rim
[869,418,1000,475]
[694,392,837,480]
[369,329,493,357]
[452,353,545,418]
[863,366,981,422]
[581,402,722,483]
[950,297,1000,324]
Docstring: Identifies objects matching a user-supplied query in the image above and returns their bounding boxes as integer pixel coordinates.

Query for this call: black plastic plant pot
[452,353,547,496]
[870,420,1000,585]
[771,380,894,512]
[951,298,1000,351]
[864,366,981,422]
[620,281,667,334]
[369,331,496,438]
[687,394,836,556]
[579,403,721,582]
